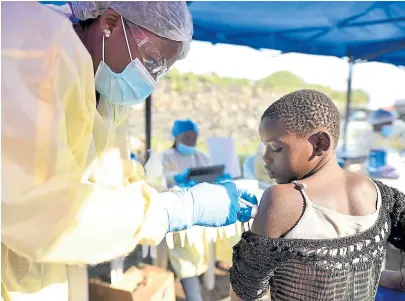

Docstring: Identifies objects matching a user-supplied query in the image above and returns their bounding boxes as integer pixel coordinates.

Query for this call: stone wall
[128,77,348,154]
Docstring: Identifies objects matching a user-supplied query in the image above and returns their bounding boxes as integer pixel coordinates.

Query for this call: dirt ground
[174,266,231,301]
[88,246,233,301]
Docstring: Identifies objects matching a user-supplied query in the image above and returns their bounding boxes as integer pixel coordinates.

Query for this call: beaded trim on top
[230,180,405,301]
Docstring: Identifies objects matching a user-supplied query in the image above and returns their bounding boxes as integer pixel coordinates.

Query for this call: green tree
[164,69,369,105]
[351,89,369,106]
[257,71,306,91]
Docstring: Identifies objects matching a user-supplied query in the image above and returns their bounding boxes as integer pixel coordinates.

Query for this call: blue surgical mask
[95,17,156,106]
[176,143,196,156]
[380,125,394,138]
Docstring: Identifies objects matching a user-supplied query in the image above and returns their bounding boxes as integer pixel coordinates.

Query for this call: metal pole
[145,95,152,162]
[342,58,354,155]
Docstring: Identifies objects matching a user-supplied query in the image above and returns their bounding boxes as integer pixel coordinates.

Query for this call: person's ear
[308,131,331,156]
[99,8,121,37]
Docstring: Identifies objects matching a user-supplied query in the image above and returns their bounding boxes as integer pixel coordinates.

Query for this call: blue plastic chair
[375,286,405,301]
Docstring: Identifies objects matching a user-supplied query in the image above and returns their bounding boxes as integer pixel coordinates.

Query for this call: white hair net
[70,1,193,59]
[368,109,398,125]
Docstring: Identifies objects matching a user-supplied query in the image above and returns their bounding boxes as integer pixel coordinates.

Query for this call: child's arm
[229,185,303,300]
[250,184,304,238]
[379,269,405,291]
[230,287,244,301]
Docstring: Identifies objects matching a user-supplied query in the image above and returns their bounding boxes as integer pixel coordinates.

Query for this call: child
[230,90,405,301]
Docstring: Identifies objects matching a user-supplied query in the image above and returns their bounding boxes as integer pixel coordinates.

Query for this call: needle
[238,198,258,219]
[238,198,255,207]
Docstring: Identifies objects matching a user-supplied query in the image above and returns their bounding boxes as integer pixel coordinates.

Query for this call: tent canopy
[188,1,405,65]
[40,1,405,65]
[39,1,405,156]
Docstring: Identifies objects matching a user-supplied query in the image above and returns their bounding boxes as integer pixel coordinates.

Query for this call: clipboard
[186,165,225,183]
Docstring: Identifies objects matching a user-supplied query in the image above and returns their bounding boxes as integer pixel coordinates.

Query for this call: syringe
[238,198,258,218]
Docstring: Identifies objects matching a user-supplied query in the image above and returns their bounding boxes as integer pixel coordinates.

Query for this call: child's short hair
[261,89,341,147]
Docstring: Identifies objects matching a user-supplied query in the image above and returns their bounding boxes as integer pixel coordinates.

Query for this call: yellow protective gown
[160,148,243,273]
[2,3,168,301]
[160,148,211,279]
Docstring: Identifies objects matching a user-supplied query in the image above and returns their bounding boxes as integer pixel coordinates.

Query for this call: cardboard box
[89,264,175,301]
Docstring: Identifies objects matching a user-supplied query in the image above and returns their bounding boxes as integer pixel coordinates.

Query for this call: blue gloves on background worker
[216,173,233,182]
[177,179,198,188]
[174,168,191,184]
[174,171,233,187]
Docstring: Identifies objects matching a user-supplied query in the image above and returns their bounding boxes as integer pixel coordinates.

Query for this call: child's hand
[379,269,405,291]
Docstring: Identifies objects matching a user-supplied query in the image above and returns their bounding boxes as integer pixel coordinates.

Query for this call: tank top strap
[365,178,382,210]
[292,180,312,205]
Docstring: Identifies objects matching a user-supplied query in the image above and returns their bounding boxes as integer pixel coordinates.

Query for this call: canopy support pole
[145,95,152,162]
[342,58,354,155]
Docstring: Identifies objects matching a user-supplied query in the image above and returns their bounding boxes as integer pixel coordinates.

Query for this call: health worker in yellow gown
[1,2,258,301]
[161,120,251,300]
[161,120,211,301]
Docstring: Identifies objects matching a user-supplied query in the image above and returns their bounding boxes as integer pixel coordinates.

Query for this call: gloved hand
[177,179,198,188]
[173,168,190,184]
[216,180,258,222]
[237,189,259,222]
[162,181,258,232]
[215,173,233,182]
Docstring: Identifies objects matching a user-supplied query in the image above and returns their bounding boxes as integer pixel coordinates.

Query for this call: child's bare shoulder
[338,171,379,215]
[252,183,304,238]
[345,171,376,193]
[345,171,378,203]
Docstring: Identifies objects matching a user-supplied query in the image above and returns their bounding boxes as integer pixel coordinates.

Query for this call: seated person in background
[360,109,405,178]
[229,90,405,301]
[161,119,210,188]
[394,99,405,123]
[160,119,211,301]
[360,109,405,155]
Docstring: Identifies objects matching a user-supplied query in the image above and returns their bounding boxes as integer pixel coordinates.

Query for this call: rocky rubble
[129,74,350,154]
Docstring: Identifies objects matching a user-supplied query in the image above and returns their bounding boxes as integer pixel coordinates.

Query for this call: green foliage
[351,89,370,106]
[164,69,369,106]
[256,71,306,90]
